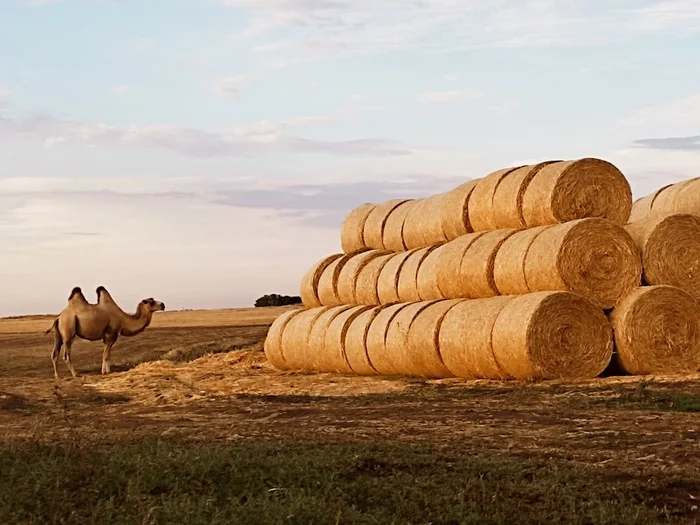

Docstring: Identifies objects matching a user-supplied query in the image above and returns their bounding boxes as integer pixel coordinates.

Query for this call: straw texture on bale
[340,203,376,254]
[382,200,415,252]
[344,305,386,375]
[416,245,447,301]
[491,161,559,229]
[363,199,409,250]
[319,305,374,373]
[383,301,439,376]
[280,306,332,370]
[316,254,354,307]
[456,229,518,298]
[365,303,410,376]
[640,178,700,220]
[300,254,343,307]
[441,179,481,240]
[625,214,700,300]
[609,286,700,375]
[493,226,551,296]
[523,218,641,309]
[397,246,438,302]
[435,232,486,299]
[263,308,304,370]
[376,251,414,305]
[306,306,354,372]
[468,167,522,231]
[521,158,632,227]
[402,198,449,250]
[336,250,388,305]
[491,291,613,380]
[402,299,461,378]
[439,296,514,379]
[355,254,393,306]
[629,184,672,223]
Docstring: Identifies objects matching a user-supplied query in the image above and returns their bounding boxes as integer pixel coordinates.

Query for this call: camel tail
[45,319,58,334]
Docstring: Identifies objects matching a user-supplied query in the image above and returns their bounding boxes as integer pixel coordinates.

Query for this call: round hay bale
[384,301,439,376]
[493,226,552,296]
[439,296,515,379]
[435,232,486,299]
[672,178,700,216]
[491,161,559,229]
[457,229,518,299]
[468,166,522,231]
[365,303,411,376]
[405,299,462,378]
[650,178,699,217]
[420,194,451,246]
[341,203,376,253]
[263,308,305,370]
[345,305,388,375]
[377,251,414,304]
[416,245,448,301]
[609,285,700,375]
[441,178,481,240]
[402,199,434,250]
[281,306,333,370]
[355,254,393,306]
[306,305,355,372]
[300,254,343,307]
[317,253,355,306]
[363,199,409,250]
[625,214,700,300]
[383,200,416,252]
[336,250,388,305]
[524,218,642,309]
[491,291,613,380]
[320,305,375,374]
[397,246,438,302]
[629,184,672,223]
[521,158,632,227]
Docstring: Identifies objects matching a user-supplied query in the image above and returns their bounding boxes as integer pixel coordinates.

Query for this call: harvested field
[5,307,700,523]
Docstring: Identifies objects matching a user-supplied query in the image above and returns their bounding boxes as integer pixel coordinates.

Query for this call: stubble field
[2,306,700,524]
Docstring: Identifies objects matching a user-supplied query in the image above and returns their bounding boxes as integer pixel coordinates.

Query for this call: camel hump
[69,287,83,300]
[96,286,108,296]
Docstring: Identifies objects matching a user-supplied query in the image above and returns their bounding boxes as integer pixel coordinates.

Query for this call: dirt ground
[3,305,700,486]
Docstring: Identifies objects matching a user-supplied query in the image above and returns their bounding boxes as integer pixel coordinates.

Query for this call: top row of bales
[341,158,633,254]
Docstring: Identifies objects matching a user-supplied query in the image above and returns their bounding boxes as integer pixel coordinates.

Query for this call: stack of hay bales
[265,160,700,380]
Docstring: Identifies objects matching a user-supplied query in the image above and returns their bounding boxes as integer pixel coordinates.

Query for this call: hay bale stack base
[609,286,700,375]
[491,291,613,380]
[263,308,304,369]
[345,305,386,375]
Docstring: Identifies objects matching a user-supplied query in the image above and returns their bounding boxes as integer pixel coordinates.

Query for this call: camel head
[141,297,166,313]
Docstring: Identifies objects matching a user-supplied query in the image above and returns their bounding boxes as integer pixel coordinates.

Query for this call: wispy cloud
[212,75,249,98]
[620,93,700,127]
[0,113,410,158]
[418,90,482,103]
[109,85,129,97]
[632,135,700,151]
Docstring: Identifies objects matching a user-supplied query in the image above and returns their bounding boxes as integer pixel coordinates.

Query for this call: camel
[46,286,165,379]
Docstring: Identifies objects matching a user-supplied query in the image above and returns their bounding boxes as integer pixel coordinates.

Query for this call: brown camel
[46,286,165,379]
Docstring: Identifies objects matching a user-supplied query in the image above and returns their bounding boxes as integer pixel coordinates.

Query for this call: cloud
[620,93,700,128]
[418,90,482,103]
[632,135,700,151]
[0,112,410,158]
[212,75,249,98]
[109,85,129,97]
[444,74,458,82]
[222,1,700,65]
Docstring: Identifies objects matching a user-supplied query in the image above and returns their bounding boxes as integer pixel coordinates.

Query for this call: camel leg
[102,334,118,375]
[51,331,63,380]
[63,338,79,378]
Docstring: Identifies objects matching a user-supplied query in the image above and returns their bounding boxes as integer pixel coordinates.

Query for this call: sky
[2,0,700,316]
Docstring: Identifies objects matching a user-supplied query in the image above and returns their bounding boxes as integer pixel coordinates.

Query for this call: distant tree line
[254,294,303,307]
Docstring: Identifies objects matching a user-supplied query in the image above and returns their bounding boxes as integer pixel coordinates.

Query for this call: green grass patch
[0,440,694,524]
[608,381,700,412]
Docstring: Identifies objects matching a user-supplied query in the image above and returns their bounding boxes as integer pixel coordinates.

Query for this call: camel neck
[121,304,153,336]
